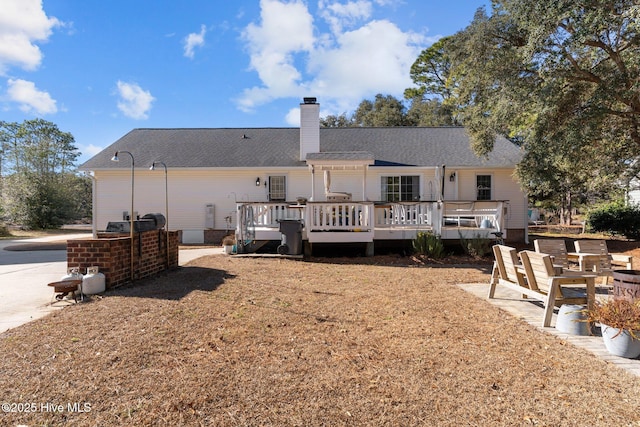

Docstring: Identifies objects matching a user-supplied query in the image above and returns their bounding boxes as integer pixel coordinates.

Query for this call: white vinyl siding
[93,166,527,236]
[94,169,307,232]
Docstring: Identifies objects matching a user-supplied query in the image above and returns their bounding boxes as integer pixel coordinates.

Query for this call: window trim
[381,175,421,202]
[268,175,287,201]
[476,174,492,201]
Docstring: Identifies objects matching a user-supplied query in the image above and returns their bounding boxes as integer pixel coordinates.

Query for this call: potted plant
[222,235,235,254]
[586,298,640,358]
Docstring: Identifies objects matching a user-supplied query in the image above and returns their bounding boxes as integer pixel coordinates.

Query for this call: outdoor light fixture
[150,161,170,268]
[449,172,456,182]
[256,177,261,186]
[111,150,135,281]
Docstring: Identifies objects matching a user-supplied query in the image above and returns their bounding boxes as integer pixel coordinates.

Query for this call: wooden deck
[236,200,505,253]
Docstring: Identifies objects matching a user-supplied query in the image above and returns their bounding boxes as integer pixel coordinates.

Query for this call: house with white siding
[80,98,528,255]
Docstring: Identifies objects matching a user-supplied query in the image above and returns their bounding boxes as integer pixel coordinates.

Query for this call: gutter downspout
[86,172,97,238]
[363,165,368,201]
[441,164,446,200]
[309,165,315,201]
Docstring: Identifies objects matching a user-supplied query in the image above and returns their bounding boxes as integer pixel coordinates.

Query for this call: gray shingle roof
[79,127,522,170]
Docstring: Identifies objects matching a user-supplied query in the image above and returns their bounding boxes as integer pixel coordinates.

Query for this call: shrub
[222,234,236,246]
[412,231,445,259]
[459,231,492,259]
[586,202,640,239]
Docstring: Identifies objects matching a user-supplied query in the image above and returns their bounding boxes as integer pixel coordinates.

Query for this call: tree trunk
[560,190,572,226]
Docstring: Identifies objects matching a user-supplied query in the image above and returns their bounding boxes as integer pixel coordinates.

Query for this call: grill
[106,213,166,233]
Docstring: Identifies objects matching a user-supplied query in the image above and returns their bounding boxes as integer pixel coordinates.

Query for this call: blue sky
[1,0,489,164]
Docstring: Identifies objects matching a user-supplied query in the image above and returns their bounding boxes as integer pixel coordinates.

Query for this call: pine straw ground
[2,245,640,426]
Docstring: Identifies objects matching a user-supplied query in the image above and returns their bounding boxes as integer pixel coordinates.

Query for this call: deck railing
[442,201,503,231]
[373,202,434,228]
[248,203,302,227]
[443,201,504,229]
[306,202,372,232]
[236,200,504,238]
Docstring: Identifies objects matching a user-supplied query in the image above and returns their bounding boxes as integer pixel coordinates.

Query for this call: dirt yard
[2,239,640,426]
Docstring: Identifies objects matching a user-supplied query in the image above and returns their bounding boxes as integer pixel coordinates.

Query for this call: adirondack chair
[489,245,527,299]
[573,239,634,285]
[533,239,576,270]
[518,250,596,327]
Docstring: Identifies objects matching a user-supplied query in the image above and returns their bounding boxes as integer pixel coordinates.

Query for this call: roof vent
[303,97,317,104]
[242,134,248,139]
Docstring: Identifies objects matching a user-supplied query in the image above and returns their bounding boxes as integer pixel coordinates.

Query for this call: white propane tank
[82,266,106,295]
[61,267,83,282]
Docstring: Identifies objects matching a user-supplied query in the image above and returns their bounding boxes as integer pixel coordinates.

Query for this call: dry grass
[2,249,640,426]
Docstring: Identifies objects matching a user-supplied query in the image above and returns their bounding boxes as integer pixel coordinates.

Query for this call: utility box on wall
[205,203,214,228]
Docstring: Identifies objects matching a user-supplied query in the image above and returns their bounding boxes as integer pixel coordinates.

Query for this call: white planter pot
[556,304,591,336]
[601,324,640,359]
[224,245,233,254]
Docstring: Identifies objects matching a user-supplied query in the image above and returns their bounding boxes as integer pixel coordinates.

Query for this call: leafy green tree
[0,121,20,203]
[404,37,455,102]
[353,94,407,126]
[456,2,640,155]
[404,36,463,126]
[405,97,457,127]
[425,2,640,224]
[0,119,88,229]
[320,113,354,128]
[320,94,411,127]
[4,172,67,229]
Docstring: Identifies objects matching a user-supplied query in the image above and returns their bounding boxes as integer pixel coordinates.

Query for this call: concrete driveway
[0,234,222,334]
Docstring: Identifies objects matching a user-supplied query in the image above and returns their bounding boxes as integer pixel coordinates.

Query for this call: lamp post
[150,161,170,268]
[111,151,135,281]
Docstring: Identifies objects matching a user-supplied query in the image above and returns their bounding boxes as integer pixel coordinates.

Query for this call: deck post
[365,241,374,257]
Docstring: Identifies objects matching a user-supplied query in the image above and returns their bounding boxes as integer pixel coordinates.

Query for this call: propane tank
[60,267,83,300]
[61,267,83,282]
[82,266,106,295]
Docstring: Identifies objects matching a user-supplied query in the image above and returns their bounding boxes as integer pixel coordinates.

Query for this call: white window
[269,176,286,201]
[381,175,420,202]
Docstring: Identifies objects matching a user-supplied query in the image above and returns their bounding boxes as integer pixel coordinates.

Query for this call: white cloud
[116,81,154,120]
[183,24,206,59]
[237,0,314,112]
[81,143,105,157]
[236,0,429,118]
[309,20,424,99]
[285,107,300,126]
[0,0,60,74]
[6,78,57,114]
[319,0,373,34]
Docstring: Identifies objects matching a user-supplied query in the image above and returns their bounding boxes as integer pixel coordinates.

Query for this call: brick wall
[67,230,179,289]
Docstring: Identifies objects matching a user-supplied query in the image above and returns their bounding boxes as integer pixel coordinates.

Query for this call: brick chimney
[300,97,320,161]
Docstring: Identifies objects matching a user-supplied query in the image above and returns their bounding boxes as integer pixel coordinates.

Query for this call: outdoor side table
[567,252,603,272]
